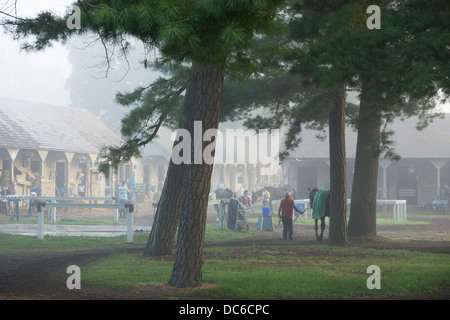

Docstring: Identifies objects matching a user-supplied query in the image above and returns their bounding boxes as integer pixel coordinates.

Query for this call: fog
[0,0,158,124]
[1,0,449,115]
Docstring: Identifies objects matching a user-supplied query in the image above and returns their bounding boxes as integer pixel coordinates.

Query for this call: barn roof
[140,126,174,161]
[0,97,123,154]
[286,113,450,160]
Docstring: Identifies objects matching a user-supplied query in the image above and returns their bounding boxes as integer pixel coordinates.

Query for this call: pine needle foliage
[2,0,288,175]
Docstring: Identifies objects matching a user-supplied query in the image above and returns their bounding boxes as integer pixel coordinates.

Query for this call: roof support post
[6,149,19,184]
[36,150,49,196]
[36,150,49,179]
[379,159,392,200]
[430,160,448,199]
[65,152,74,196]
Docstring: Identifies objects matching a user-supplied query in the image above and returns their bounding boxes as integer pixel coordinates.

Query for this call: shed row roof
[287,113,450,160]
[0,97,123,154]
[4,95,445,162]
[135,114,450,163]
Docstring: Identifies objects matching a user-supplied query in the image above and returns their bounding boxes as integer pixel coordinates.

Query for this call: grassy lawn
[0,232,147,254]
[0,224,259,255]
[0,208,447,299]
[1,226,448,299]
[80,245,450,299]
[248,216,427,226]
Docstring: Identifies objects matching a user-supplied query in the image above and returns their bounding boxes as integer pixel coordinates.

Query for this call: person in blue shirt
[118,181,130,218]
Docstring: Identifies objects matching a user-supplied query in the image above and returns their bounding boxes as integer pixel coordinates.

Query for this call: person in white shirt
[262,187,271,208]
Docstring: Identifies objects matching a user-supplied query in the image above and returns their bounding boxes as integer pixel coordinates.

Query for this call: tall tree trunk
[142,157,185,257]
[142,78,195,257]
[328,83,348,246]
[348,80,381,237]
[168,65,224,288]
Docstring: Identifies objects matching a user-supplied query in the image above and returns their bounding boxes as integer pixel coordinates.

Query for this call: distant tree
[346,0,449,237]
[65,37,154,129]
[220,0,449,243]
[220,1,351,246]
[286,0,448,239]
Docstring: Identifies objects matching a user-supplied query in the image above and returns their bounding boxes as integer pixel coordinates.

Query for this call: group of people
[216,181,305,240]
[239,187,272,209]
[256,187,305,241]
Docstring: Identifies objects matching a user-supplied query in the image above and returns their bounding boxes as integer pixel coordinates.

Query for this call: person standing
[262,187,271,208]
[241,190,251,207]
[278,191,304,240]
[118,181,130,219]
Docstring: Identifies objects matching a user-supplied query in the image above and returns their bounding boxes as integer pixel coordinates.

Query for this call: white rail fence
[1,195,135,242]
[271,198,407,223]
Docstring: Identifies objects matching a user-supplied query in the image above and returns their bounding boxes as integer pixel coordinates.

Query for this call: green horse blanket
[312,189,330,219]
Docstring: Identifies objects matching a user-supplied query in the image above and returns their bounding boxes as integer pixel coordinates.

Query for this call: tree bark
[168,65,224,288]
[142,157,185,257]
[348,80,381,237]
[328,83,348,246]
[142,80,195,257]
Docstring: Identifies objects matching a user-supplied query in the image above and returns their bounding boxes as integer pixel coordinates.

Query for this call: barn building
[210,121,282,194]
[124,126,172,202]
[0,97,280,204]
[281,114,450,206]
[0,97,123,197]
[129,122,282,200]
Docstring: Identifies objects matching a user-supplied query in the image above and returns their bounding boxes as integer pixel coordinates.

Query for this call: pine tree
[221,0,449,242]
[344,0,449,237]
[158,1,287,288]
[287,0,448,239]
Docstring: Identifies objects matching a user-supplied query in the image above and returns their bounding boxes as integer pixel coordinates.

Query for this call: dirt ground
[0,202,449,300]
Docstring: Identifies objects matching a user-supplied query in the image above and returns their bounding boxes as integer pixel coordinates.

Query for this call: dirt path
[0,205,449,300]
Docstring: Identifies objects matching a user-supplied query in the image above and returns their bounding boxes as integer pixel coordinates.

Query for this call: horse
[252,186,296,204]
[215,188,234,199]
[308,187,330,243]
[213,188,234,220]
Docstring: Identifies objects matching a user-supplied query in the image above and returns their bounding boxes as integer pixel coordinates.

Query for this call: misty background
[1,0,449,133]
[0,0,161,132]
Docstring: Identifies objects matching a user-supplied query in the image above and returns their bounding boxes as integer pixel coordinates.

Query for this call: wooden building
[121,126,172,201]
[282,114,450,205]
[123,122,282,201]
[0,97,123,197]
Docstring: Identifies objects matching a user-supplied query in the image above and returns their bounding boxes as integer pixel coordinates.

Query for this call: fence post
[218,201,223,230]
[393,203,398,223]
[36,201,46,240]
[113,197,119,223]
[403,202,407,221]
[51,199,57,223]
[125,203,134,243]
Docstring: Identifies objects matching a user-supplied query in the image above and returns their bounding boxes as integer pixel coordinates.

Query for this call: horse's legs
[314,219,319,241]
[318,217,326,243]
